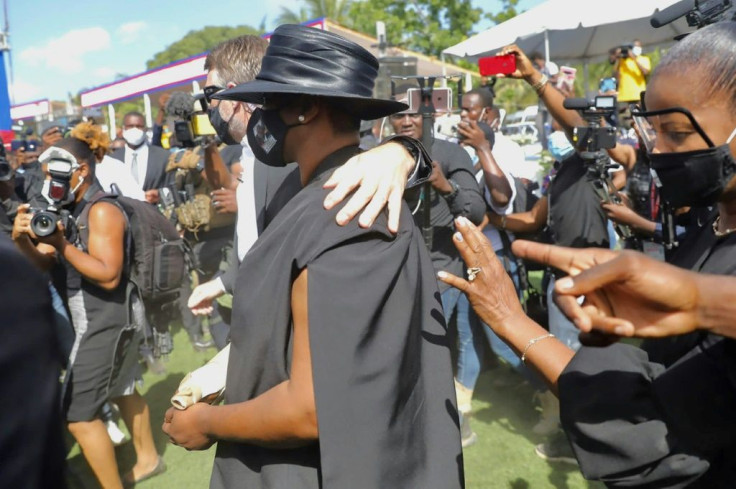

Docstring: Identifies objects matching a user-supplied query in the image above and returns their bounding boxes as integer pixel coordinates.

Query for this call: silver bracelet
[521,333,555,364]
[532,74,549,95]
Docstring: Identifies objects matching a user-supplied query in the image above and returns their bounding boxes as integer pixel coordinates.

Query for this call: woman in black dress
[440,22,736,488]
[163,25,463,489]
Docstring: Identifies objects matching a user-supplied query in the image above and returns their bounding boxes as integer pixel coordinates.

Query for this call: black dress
[210,146,464,489]
[559,213,736,488]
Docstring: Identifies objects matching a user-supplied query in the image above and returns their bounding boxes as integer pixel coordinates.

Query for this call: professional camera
[564,96,617,156]
[618,43,634,58]
[651,0,734,29]
[166,92,216,148]
[564,95,632,238]
[0,144,12,182]
[30,147,76,237]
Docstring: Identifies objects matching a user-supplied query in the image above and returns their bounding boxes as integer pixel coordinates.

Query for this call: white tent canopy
[443,0,692,64]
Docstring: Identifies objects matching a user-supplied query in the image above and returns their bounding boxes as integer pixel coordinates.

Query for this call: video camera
[651,0,735,29]
[564,95,632,238]
[618,43,634,58]
[564,96,617,156]
[166,92,216,148]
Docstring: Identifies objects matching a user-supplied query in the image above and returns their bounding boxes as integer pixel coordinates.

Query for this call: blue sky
[9,0,544,104]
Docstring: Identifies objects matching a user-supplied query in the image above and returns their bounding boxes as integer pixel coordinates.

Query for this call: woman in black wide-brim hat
[163,24,464,489]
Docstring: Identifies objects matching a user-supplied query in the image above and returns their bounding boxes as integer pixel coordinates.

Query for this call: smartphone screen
[478,54,517,76]
[405,88,452,113]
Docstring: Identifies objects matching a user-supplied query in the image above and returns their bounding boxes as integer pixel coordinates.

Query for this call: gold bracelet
[531,74,549,95]
[521,333,555,364]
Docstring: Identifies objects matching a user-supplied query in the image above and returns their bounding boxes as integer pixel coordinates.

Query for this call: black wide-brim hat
[213,24,407,120]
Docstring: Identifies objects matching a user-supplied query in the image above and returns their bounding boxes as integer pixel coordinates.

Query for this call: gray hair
[653,22,736,113]
[204,35,268,86]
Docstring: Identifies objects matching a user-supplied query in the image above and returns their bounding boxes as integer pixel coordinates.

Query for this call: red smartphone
[478,54,517,76]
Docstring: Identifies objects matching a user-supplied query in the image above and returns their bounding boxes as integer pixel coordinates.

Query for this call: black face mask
[208,105,239,146]
[650,143,736,208]
[246,108,300,167]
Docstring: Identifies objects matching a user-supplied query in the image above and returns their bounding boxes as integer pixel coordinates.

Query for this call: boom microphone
[165,91,196,119]
[651,0,696,28]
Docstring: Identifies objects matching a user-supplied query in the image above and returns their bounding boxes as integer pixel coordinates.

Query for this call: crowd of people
[1,13,735,489]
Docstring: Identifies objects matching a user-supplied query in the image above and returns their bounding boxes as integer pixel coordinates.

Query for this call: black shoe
[535,433,577,465]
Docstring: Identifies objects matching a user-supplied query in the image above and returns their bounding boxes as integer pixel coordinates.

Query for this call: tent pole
[143,93,153,129]
[544,29,550,63]
[108,104,116,138]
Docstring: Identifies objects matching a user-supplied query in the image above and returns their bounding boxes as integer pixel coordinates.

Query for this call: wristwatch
[444,179,460,199]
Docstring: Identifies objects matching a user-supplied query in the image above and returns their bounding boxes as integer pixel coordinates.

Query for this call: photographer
[12,132,163,488]
[487,44,613,453]
[613,39,651,105]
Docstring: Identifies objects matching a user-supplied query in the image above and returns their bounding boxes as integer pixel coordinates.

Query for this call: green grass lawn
[66,325,603,489]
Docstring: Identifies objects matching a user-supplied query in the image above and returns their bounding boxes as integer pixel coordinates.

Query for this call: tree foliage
[146,25,262,70]
[276,0,352,26]
[347,0,481,58]
[486,0,523,25]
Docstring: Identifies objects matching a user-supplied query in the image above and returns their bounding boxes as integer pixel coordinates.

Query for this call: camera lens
[31,211,58,237]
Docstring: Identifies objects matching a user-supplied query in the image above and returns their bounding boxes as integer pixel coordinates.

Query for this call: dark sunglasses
[203,85,224,105]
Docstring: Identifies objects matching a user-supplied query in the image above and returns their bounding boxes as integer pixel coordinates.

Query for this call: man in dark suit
[110,111,169,204]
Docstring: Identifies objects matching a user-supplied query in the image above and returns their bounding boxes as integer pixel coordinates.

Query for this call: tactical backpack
[77,193,188,305]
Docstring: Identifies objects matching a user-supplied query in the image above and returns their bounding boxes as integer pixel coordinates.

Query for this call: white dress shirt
[124,144,149,190]
[235,140,259,261]
[96,155,147,201]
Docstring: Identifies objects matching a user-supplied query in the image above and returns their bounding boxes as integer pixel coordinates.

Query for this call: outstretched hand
[437,217,525,334]
[498,44,538,81]
[323,141,413,233]
[511,240,701,340]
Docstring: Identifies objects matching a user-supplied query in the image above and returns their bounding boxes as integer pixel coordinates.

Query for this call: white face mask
[122,127,146,146]
[632,46,642,57]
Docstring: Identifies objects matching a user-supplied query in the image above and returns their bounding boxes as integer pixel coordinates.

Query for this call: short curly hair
[70,121,110,163]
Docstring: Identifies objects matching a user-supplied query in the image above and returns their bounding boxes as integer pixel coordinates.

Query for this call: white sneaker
[105,419,128,446]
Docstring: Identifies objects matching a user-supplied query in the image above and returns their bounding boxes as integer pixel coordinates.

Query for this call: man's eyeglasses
[203,85,224,105]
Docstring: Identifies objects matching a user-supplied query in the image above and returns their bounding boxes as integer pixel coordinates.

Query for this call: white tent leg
[544,30,550,63]
[108,104,116,137]
[143,93,153,129]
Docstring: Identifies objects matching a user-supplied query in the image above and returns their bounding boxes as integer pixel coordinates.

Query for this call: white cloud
[19,27,111,75]
[117,21,147,45]
[92,66,116,80]
[11,79,41,103]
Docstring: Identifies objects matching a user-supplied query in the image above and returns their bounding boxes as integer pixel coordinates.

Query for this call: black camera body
[619,43,634,58]
[0,144,11,182]
[564,96,618,157]
[30,207,61,238]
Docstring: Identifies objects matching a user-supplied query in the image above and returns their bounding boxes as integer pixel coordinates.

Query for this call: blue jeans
[453,250,545,391]
[547,278,581,351]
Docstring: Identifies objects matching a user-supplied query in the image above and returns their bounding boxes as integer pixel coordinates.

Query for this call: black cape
[211,146,464,489]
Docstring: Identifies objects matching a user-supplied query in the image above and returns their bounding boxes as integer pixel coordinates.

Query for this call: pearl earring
[298,115,305,123]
